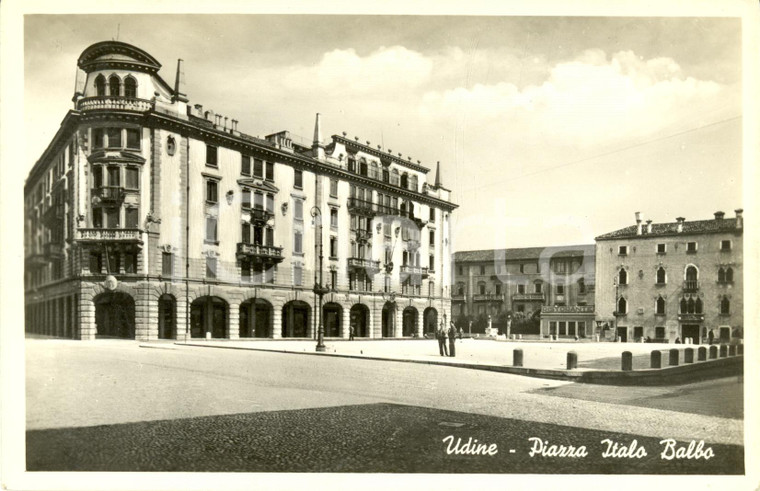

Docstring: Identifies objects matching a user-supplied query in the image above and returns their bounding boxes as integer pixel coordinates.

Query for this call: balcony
[44,242,65,259]
[473,294,505,303]
[248,207,274,225]
[76,228,143,244]
[678,313,705,322]
[347,198,376,217]
[347,257,381,274]
[236,243,284,264]
[541,305,595,314]
[77,96,153,113]
[683,280,700,292]
[400,264,423,276]
[43,206,64,225]
[354,228,373,244]
[92,186,125,203]
[405,239,421,251]
[25,253,47,269]
[512,293,545,301]
[421,267,430,279]
[451,293,465,302]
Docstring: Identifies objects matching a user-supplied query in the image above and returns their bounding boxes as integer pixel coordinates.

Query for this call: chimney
[713,211,725,220]
[735,209,743,229]
[434,161,442,188]
[312,113,325,161]
[635,212,642,235]
[646,220,652,234]
[223,116,228,130]
[194,104,203,117]
[676,217,685,233]
[172,59,189,103]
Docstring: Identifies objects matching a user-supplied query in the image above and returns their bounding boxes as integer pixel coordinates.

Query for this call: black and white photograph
[1,1,758,490]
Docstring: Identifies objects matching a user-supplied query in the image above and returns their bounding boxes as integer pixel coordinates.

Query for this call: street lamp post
[311,206,329,352]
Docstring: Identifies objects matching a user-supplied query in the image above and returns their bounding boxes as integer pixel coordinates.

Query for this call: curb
[166,342,743,385]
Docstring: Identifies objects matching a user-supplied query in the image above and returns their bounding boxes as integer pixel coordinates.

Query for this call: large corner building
[24,41,457,341]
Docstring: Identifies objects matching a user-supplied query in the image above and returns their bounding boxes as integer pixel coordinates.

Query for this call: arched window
[685,265,698,281]
[656,267,666,284]
[680,298,688,313]
[687,298,695,313]
[656,296,665,315]
[725,267,733,283]
[577,278,586,294]
[617,296,627,314]
[109,75,121,97]
[95,74,106,96]
[124,77,137,98]
[720,296,730,315]
[457,283,465,296]
[409,174,418,192]
[478,282,486,295]
[718,267,726,283]
[618,268,628,285]
[359,158,368,176]
[391,168,400,186]
[400,173,409,189]
[370,161,379,180]
[695,297,703,314]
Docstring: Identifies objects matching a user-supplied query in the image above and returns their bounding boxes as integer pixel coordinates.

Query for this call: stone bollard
[738,344,743,355]
[651,350,662,369]
[728,345,736,356]
[709,345,718,359]
[513,349,523,367]
[719,345,728,358]
[684,348,694,364]
[622,351,633,371]
[518,334,522,340]
[512,334,516,340]
[669,349,679,366]
[567,351,578,370]
[697,346,707,361]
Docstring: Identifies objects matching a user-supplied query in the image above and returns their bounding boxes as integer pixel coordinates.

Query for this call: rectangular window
[517,284,525,294]
[294,200,303,220]
[655,327,665,339]
[92,166,103,188]
[241,260,251,282]
[126,128,140,149]
[559,322,566,336]
[241,156,251,176]
[557,285,565,295]
[330,270,337,290]
[108,166,121,187]
[93,128,105,149]
[266,227,274,246]
[294,231,303,253]
[93,208,103,228]
[89,252,102,274]
[124,252,136,274]
[618,245,628,256]
[266,194,274,212]
[254,191,264,210]
[205,217,217,242]
[429,254,435,270]
[687,241,697,253]
[254,158,264,178]
[294,264,303,286]
[162,252,173,276]
[125,207,139,228]
[516,304,524,313]
[429,208,435,222]
[241,223,250,244]
[458,266,463,275]
[206,180,218,203]
[242,189,251,209]
[330,179,338,197]
[206,145,218,167]
[721,240,731,251]
[429,230,434,244]
[330,237,338,258]
[330,208,338,228]
[384,222,391,237]
[106,208,120,228]
[206,257,217,279]
[107,251,120,274]
[657,243,666,254]
[253,226,263,245]
[294,169,303,189]
[535,283,542,294]
[107,128,122,148]
[125,167,139,189]
[495,284,501,295]
[265,162,274,181]
[480,265,485,275]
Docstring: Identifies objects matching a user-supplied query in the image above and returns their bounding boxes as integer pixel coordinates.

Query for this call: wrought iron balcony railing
[512,293,545,301]
[77,96,153,113]
[76,228,143,243]
[473,294,505,302]
[236,243,284,263]
[347,257,381,274]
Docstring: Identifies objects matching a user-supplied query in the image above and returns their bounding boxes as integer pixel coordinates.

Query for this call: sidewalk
[164,338,741,384]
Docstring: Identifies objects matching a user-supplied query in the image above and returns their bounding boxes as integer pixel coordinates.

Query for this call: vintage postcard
[1,1,758,490]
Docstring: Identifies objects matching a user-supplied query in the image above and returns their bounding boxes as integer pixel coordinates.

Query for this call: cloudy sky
[24,14,743,250]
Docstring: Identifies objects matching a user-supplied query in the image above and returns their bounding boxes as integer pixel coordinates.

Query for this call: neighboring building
[24,41,456,341]
[595,211,743,343]
[451,245,595,337]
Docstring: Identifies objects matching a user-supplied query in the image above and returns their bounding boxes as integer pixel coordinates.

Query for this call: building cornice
[332,135,430,174]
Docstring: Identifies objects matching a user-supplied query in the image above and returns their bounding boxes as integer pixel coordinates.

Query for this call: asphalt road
[24,339,744,473]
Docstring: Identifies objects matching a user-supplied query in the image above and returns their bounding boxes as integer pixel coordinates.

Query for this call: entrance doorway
[382,302,395,337]
[158,294,176,339]
[402,306,418,337]
[282,301,310,337]
[190,296,228,338]
[423,307,438,336]
[350,304,369,337]
[682,324,700,344]
[94,292,135,339]
[240,299,273,338]
[617,326,627,342]
[323,303,342,337]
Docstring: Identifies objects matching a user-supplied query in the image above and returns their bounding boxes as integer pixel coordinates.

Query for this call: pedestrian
[349,324,355,341]
[437,324,449,356]
[708,330,714,345]
[458,327,463,340]
[448,322,457,357]
[675,337,681,344]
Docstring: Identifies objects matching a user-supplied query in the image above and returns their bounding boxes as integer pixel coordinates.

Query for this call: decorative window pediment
[88,150,146,165]
[237,178,279,194]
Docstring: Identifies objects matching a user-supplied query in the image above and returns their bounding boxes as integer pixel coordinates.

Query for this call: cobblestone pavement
[26,403,743,473]
[25,339,743,448]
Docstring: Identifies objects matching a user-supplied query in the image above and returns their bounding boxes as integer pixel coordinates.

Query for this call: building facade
[451,245,595,337]
[595,211,743,343]
[24,41,456,341]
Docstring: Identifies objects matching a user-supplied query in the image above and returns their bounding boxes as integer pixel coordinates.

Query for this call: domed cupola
[77,41,161,75]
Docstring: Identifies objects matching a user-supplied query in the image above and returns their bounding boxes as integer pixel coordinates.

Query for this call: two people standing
[437,321,458,357]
